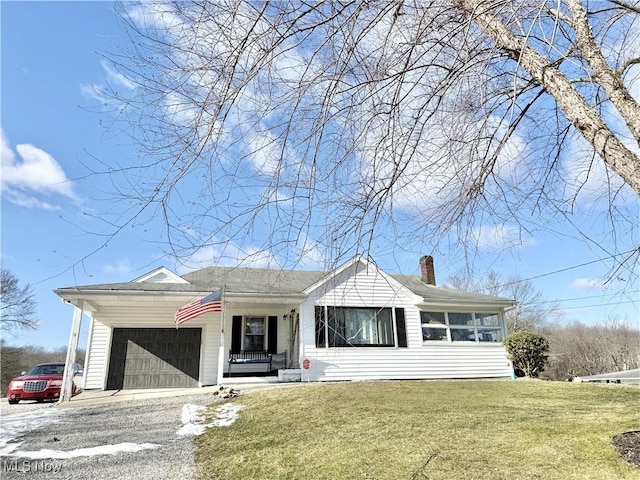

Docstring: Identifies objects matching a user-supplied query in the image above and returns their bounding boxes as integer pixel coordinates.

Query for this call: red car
[6,362,84,404]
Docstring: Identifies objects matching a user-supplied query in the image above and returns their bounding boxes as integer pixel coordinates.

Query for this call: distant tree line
[540,318,640,381]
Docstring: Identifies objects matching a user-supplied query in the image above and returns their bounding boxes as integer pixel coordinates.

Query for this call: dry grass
[195,381,640,480]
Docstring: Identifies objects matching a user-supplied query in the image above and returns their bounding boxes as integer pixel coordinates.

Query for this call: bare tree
[0,269,39,331]
[542,317,640,379]
[446,270,562,332]
[94,1,639,270]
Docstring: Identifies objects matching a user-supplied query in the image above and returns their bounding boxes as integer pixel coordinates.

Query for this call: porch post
[59,300,84,403]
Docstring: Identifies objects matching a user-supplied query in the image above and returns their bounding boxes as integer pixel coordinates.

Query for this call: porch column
[59,300,83,403]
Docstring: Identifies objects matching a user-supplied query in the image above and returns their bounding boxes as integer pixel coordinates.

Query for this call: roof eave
[417,299,515,309]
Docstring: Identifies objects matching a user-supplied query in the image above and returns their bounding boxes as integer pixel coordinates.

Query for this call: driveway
[0,389,242,479]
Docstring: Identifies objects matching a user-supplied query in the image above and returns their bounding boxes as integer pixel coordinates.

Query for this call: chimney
[420,255,436,286]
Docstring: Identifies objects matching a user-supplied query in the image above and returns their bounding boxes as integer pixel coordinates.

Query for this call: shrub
[504,332,549,378]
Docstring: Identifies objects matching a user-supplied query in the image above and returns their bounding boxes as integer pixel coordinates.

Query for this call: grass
[195,381,640,480]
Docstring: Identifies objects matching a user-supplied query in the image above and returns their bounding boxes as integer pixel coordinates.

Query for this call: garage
[106,328,202,389]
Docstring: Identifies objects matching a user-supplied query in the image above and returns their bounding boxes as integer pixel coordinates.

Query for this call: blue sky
[1,2,638,350]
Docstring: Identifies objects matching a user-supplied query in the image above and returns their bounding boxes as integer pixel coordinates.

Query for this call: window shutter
[315,306,326,347]
[395,308,408,347]
[267,316,278,354]
[231,316,242,353]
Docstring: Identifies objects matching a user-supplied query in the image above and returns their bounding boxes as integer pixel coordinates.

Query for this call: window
[315,307,396,347]
[475,313,504,343]
[243,317,266,350]
[420,311,504,343]
[420,312,448,341]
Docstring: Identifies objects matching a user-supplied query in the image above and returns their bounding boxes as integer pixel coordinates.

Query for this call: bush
[504,332,549,378]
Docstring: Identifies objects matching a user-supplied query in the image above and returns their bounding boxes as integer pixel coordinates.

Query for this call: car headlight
[9,381,24,389]
[49,380,63,387]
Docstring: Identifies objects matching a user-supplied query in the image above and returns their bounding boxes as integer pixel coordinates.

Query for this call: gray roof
[181,266,325,294]
[56,264,513,306]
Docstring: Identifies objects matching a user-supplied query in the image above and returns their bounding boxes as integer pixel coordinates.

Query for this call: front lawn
[195,381,640,480]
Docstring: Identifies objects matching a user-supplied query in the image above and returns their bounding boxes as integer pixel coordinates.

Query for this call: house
[54,255,516,390]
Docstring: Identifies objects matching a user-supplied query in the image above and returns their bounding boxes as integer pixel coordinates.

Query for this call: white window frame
[317,306,398,348]
[420,311,505,344]
[242,316,267,351]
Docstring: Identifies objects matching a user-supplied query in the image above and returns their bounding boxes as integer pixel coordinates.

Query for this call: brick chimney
[420,255,436,286]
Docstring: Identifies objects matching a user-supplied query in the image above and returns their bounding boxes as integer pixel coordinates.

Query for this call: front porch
[222,351,302,383]
[219,305,301,383]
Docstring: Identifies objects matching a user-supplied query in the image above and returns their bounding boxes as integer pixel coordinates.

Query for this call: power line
[487,247,639,291]
[529,290,640,306]
[550,299,639,312]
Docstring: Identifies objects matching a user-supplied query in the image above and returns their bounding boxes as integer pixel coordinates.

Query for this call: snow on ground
[4,442,161,459]
[177,402,244,436]
[0,407,65,456]
[0,407,160,459]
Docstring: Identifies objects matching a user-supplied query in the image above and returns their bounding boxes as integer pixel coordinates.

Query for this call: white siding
[300,261,512,381]
[302,344,512,381]
[201,321,219,386]
[84,320,111,390]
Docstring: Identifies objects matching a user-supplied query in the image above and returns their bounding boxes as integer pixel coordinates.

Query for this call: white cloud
[99,60,137,91]
[248,131,281,175]
[1,128,76,209]
[572,277,604,290]
[175,242,279,273]
[102,259,133,276]
[471,224,534,251]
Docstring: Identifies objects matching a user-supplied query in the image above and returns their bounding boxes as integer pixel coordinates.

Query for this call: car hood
[12,374,63,382]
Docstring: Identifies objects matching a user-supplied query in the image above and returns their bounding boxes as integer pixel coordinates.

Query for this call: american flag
[175,290,223,325]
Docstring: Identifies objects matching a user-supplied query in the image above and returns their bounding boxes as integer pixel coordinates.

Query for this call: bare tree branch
[83,0,640,275]
[1,269,39,331]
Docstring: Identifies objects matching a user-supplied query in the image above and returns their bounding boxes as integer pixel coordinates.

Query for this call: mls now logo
[2,460,62,473]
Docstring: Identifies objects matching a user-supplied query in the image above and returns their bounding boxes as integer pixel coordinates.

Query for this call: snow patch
[176,402,244,436]
[211,403,244,427]
[1,407,160,459]
[4,442,161,459]
[0,408,66,456]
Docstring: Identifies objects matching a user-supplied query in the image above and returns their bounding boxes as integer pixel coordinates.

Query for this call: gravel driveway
[0,392,230,479]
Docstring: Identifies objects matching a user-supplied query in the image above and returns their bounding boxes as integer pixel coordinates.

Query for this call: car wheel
[8,399,19,405]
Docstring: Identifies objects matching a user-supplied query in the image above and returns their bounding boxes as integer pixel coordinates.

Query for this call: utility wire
[528,290,640,306]
[550,299,639,312]
[482,247,639,291]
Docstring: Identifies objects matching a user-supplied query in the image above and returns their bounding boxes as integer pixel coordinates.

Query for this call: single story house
[55,255,516,390]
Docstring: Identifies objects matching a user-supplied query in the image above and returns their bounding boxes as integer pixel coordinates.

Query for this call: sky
[1,1,639,351]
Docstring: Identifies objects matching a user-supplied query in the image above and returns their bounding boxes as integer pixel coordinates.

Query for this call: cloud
[175,243,279,274]
[572,278,604,290]
[102,259,133,276]
[81,60,136,105]
[471,224,534,251]
[1,129,76,209]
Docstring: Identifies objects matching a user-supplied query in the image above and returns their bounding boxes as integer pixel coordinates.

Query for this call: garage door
[106,328,201,389]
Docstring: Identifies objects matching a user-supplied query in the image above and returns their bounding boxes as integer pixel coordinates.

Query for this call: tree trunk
[456,0,640,195]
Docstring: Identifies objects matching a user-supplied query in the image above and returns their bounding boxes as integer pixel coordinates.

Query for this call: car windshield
[26,365,65,376]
